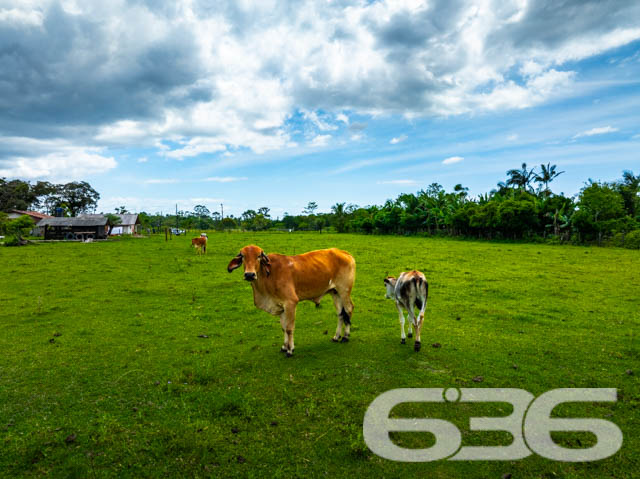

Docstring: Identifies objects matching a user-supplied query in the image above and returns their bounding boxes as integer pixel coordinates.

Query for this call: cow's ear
[227,253,243,272]
[259,251,271,276]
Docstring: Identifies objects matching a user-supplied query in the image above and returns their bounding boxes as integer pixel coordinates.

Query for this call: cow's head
[383,275,397,299]
[227,244,270,281]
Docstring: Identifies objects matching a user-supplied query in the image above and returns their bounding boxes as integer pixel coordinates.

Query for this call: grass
[0,232,638,478]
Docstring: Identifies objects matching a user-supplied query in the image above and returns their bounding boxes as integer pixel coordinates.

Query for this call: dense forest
[1,164,639,248]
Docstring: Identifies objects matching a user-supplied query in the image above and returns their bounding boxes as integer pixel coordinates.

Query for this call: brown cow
[192,236,207,254]
[227,245,356,356]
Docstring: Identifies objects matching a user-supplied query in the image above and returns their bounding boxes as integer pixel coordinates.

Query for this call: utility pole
[221,203,224,219]
[176,203,178,229]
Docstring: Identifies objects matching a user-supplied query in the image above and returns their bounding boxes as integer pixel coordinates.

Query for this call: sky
[1,0,639,218]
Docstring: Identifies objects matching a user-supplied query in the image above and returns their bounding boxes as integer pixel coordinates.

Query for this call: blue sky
[1,1,639,218]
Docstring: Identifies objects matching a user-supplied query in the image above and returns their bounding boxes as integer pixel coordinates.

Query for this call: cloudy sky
[1,0,639,217]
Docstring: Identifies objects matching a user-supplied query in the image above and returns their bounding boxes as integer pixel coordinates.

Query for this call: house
[77,213,140,235]
[38,216,111,240]
[111,214,141,235]
[8,210,54,236]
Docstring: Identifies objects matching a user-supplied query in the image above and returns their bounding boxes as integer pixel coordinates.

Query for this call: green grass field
[1,233,638,478]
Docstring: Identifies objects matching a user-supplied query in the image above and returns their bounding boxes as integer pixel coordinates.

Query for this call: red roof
[11,210,54,220]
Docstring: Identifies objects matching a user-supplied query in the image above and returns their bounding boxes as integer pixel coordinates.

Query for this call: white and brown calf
[384,271,428,351]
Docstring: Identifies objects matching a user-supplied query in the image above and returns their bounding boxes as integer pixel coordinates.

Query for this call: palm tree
[620,170,639,218]
[535,163,565,193]
[622,170,640,190]
[506,163,537,191]
[331,202,347,233]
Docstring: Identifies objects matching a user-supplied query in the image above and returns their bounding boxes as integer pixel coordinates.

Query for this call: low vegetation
[1,232,638,477]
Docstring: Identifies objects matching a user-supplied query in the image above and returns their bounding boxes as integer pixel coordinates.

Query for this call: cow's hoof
[408,332,413,338]
[332,336,341,342]
[340,336,349,343]
[286,351,294,358]
[400,338,406,345]
[414,341,421,352]
[280,346,287,353]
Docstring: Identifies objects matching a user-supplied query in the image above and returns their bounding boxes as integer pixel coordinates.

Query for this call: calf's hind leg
[407,305,421,352]
[396,302,407,344]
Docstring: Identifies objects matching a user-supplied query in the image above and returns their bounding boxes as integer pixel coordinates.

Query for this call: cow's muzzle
[244,272,257,281]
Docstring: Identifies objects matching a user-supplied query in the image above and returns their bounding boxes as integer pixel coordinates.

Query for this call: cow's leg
[407,320,413,338]
[337,289,354,343]
[281,302,297,357]
[280,313,288,353]
[396,302,407,344]
[407,304,420,352]
[330,292,344,342]
[415,296,427,352]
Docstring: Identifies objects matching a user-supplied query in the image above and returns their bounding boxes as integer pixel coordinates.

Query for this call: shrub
[623,230,640,249]
[3,235,21,247]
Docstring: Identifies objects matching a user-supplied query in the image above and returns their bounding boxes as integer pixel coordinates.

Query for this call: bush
[623,230,640,249]
[611,232,625,247]
[611,230,640,249]
[3,235,21,247]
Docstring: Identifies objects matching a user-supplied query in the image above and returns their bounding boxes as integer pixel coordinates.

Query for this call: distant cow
[227,245,356,356]
[192,236,207,254]
[384,271,428,351]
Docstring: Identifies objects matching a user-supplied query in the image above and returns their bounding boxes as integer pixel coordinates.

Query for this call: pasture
[0,232,638,478]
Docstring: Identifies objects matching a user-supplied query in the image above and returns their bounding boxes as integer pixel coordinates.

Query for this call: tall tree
[573,181,626,245]
[105,213,122,235]
[58,182,100,216]
[617,170,640,219]
[506,163,537,191]
[0,178,38,211]
[331,202,348,233]
[303,201,318,215]
[535,163,564,193]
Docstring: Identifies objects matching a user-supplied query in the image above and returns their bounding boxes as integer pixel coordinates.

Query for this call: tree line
[0,178,100,216]
[2,165,639,248]
[138,165,639,248]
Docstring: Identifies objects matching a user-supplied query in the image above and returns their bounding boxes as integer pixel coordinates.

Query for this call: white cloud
[95,120,149,143]
[0,6,43,26]
[310,134,331,147]
[390,135,408,144]
[137,157,148,163]
[303,111,338,131]
[0,137,116,180]
[336,113,349,124]
[507,134,519,141]
[573,126,619,139]
[165,137,227,160]
[442,156,464,165]
[204,176,248,183]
